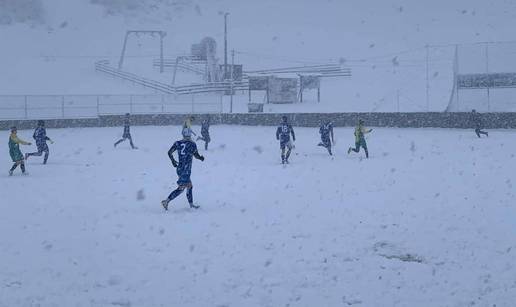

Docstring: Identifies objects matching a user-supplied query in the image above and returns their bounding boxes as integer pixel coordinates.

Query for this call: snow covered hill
[1,0,516,111]
[1,125,515,306]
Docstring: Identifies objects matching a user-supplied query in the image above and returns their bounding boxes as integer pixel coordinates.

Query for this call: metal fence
[447,41,516,112]
[0,94,223,120]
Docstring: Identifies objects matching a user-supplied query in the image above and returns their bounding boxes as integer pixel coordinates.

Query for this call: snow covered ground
[1,125,515,306]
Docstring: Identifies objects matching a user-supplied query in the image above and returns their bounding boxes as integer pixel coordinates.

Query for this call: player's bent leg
[162,186,186,210]
[114,139,124,147]
[9,163,18,176]
[362,140,369,158]
[280,144,286,163]
[129,136,137,149]
[187,187,199,209]
[352,142,360,153]
[285,147,292,163]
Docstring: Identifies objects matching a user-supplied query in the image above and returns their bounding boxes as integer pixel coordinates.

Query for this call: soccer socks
[163,187,198,210]
[167,188,184,201]
[20,163,26,173]
[43,150,49,164]
[9,163,18,172]
[187,187,193,204]
[114,139,124,147]
[285,149,292,161]
[129,138,137,149]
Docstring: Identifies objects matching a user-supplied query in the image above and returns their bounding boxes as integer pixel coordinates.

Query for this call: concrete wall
[1,112,516,130]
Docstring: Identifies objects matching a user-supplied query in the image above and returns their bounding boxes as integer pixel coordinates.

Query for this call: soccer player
[8,126,31,176]
[182,115,197,138]
[196,117,211,150]
[276,115,296,164]
[471,109,488,138]
[25,120,53,164]
[348,119,373,159]
[161,129,205,211]
[114,113,137,149]
[318,120,334,155]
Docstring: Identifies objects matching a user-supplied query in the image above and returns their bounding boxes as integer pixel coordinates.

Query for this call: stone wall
[1,112,516,130]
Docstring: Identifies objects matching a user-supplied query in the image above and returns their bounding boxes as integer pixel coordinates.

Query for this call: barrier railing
[95,60,249,95]
[0,94,223,120]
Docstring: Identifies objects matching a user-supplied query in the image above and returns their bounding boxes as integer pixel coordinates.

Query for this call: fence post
[96,95,100,117]
[161,95,165,113]
[130,95,133,113]
[191,94,195,113]
[487,88,491,112]
[61,95,65,118]
[396,89,400,113]
[24,95,28,119]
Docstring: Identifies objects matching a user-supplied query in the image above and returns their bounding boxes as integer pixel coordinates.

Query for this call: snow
[1,125,515,306]
[2,1,516,112]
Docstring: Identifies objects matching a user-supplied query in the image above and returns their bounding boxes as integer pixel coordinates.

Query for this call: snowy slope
[2,1,516,111]
[1,125,515,306]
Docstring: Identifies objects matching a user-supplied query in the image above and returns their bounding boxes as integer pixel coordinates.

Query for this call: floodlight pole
[224,13,229,80]
[160,31,164,73]
[230,49,234,113]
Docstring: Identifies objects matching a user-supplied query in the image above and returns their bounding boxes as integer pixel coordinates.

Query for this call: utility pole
[230,49,234,113]
[159,31,164,73]
[224,13,229,80]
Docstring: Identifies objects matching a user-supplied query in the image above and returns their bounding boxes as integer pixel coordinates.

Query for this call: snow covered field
[1,125,516,306]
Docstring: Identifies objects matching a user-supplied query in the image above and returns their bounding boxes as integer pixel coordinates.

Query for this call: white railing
[95,60,249,95]
[0,94,223,120]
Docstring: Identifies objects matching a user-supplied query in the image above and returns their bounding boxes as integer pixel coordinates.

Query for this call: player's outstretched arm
[193,151,205,161]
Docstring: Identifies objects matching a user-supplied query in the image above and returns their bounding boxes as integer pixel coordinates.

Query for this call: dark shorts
[37,143,49,152]
[9,149,24,162]
[321,136,331,148]
[201,133,210,142]
[176,170,192,187]
[123,133,132,139]
[280,139,292,150]
[355,138,367,149]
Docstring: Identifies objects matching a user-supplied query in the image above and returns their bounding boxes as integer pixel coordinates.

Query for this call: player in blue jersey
[196,117,211,150]
[318,120,334,155]
[161,128,205,211]
[276,116,296,164]
[114,113,137,149]
[25,120,53,164]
